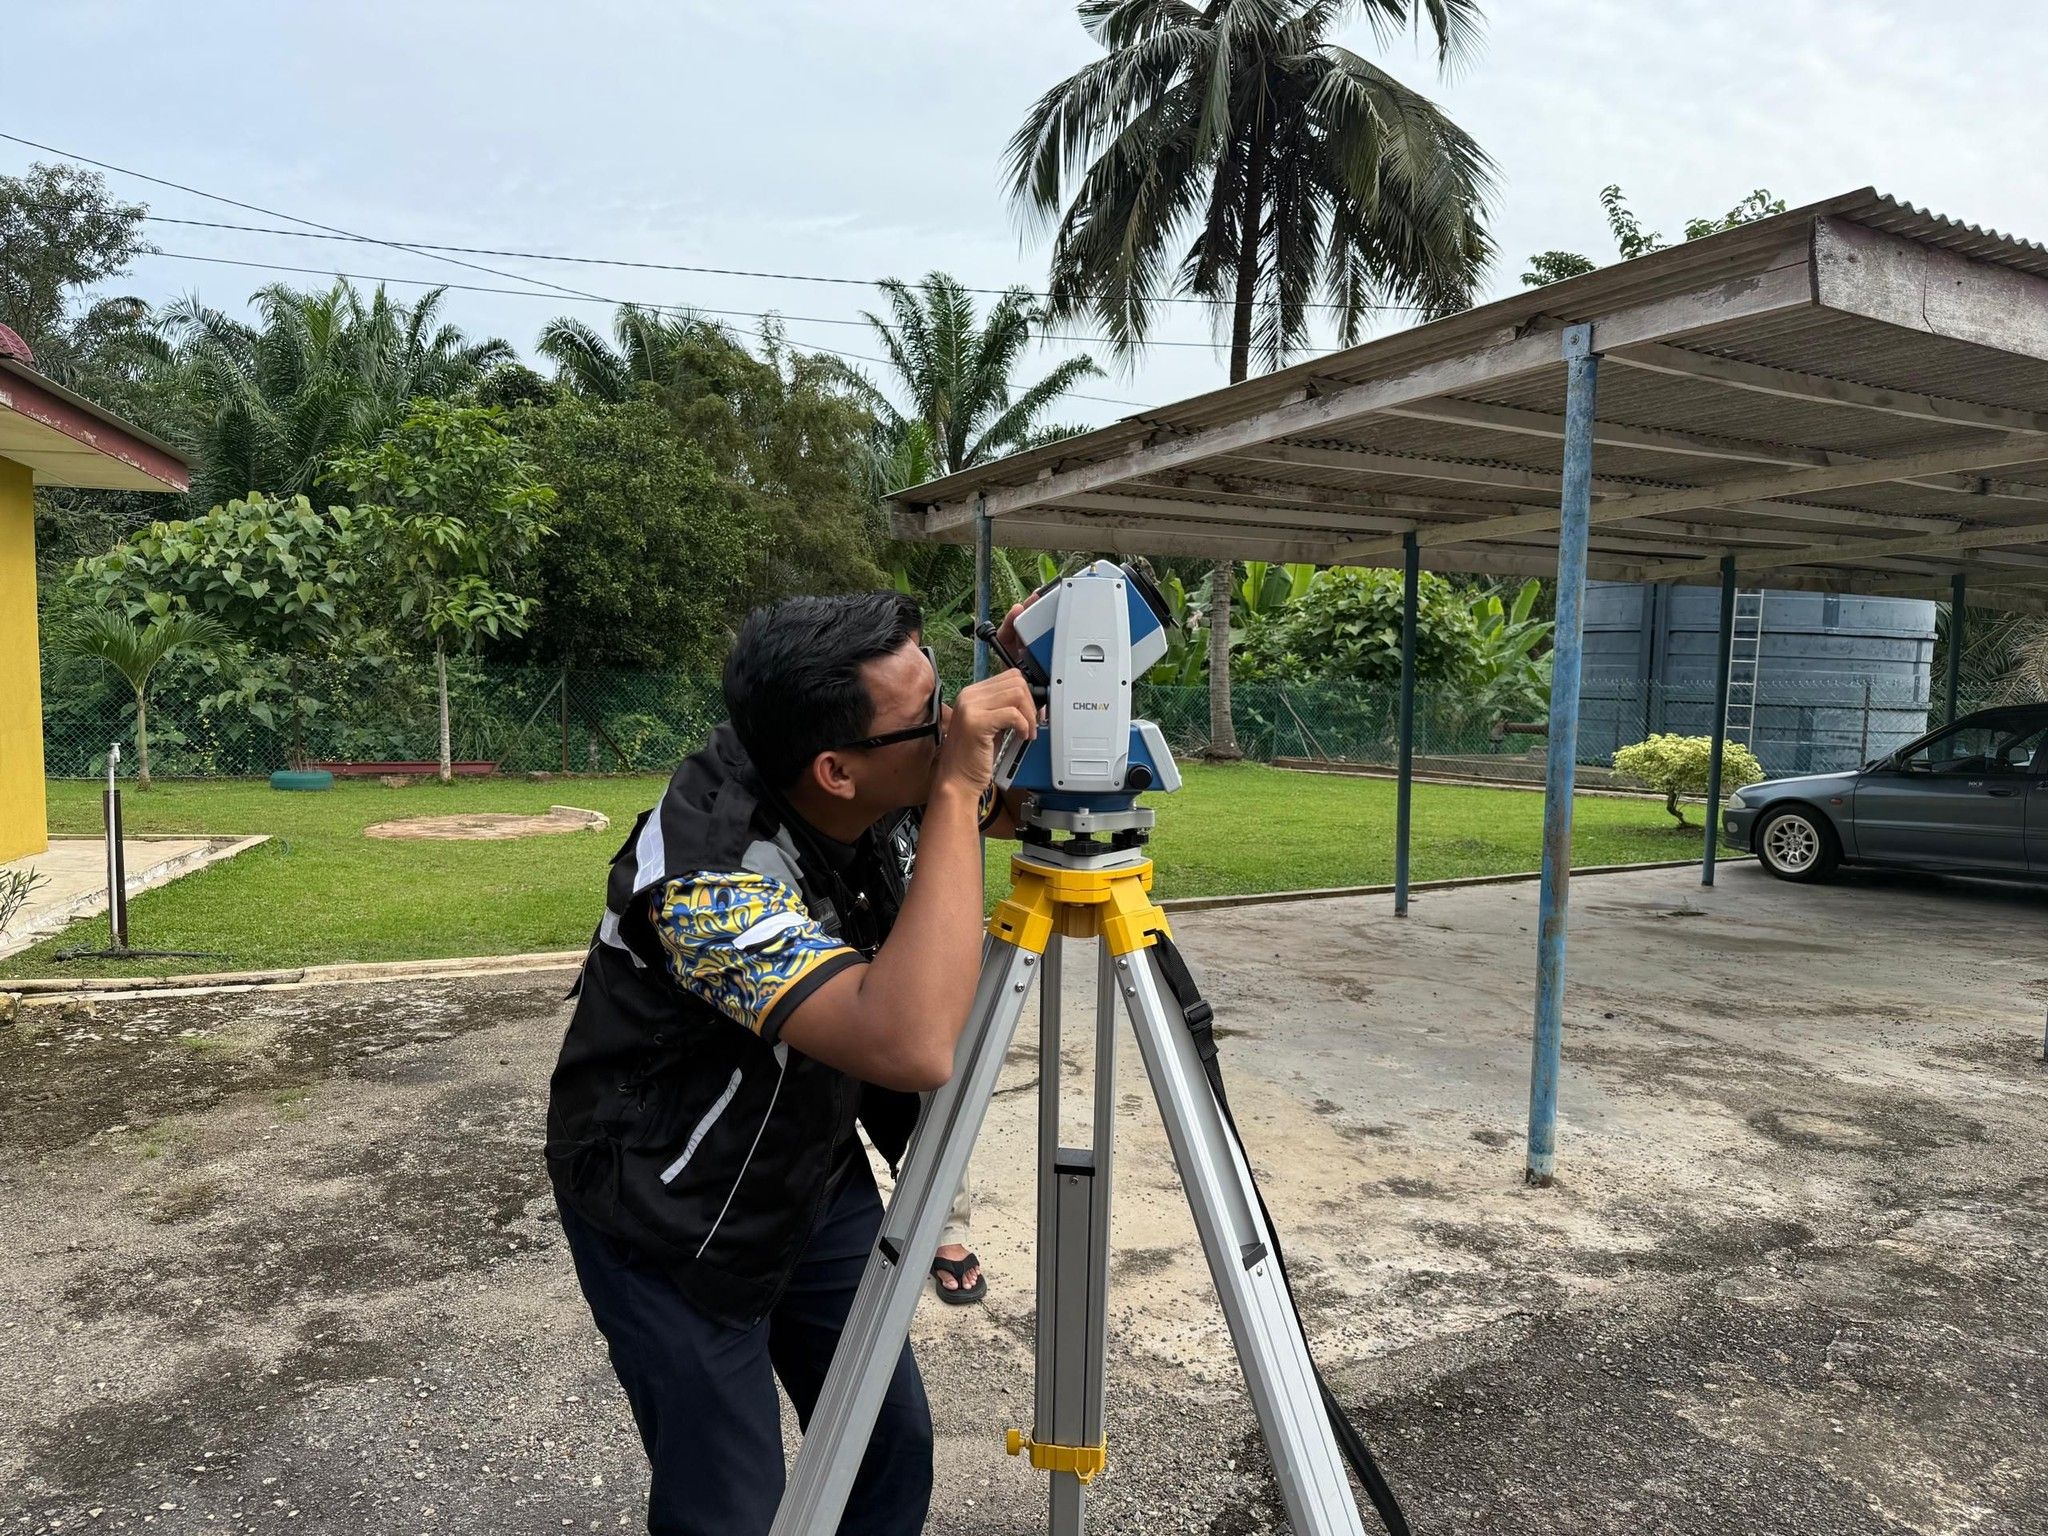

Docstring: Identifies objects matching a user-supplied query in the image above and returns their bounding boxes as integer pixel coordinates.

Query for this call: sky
[7,0,2048,431]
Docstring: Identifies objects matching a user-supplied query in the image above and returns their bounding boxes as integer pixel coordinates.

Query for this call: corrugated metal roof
[892,191,2048,613]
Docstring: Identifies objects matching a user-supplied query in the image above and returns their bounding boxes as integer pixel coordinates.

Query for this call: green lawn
[4,766,1707,979]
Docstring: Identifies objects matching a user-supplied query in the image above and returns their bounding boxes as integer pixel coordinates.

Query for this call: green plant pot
[269,769,335,792]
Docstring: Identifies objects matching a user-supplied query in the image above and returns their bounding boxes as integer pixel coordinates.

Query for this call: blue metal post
[973,495,993,683]
[1394,532,1419,916]
[1526,324,1598,1189]
[1945,572,1966,725]
[1703,557,1737,887]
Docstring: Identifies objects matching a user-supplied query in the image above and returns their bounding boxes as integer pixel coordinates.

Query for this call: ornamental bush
[1613,733,1765,827]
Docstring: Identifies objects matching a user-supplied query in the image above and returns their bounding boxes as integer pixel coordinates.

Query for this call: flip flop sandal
[930,1252,987,1306]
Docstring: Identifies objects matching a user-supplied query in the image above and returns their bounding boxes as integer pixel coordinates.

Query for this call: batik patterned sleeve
[650,872,863,1043]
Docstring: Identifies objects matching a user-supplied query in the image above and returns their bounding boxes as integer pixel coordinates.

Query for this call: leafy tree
[1522,185,1789,287]
[162,280,514,506]
[1682,189,1789,242]
[510,394,760,673]
[538,308,886,606]
[51,610,229,789]
[1244,565,1480,684]
[1614,734,1764,827]
[0,162,153,384]
[1520,250,1597,287]
[75,492,382,763]
[2,162,180,568]
[327,401,554,782]
[1008,0,1495,757]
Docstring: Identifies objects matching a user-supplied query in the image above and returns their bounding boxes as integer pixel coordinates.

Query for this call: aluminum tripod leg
[1115,944,1369,1536]
[1030,937,1118,1534]
[769,936,1040,1536]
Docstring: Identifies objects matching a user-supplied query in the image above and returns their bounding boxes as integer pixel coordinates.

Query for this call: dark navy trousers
[560,1159,933,1535]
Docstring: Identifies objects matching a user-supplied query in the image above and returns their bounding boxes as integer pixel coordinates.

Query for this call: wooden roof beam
[1644,515,2048,582]
[1347,435,2048,563]
[904,255,1817,532]
[1605,341,2048,436]
[1377,393,2048,505]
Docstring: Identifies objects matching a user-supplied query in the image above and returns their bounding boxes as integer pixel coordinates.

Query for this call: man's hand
[936,669,1038,794]
[995,598,1030,659]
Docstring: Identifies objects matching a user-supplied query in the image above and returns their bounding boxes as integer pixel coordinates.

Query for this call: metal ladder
[1724,589,1766,746]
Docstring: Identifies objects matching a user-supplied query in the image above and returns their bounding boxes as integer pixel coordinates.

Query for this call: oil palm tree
[162,281,511,506]
[848,273,1102,478]
[537,306,760,407]
[54,609,229,789]
[1007,0,1495,754]
[843,274,1100,653]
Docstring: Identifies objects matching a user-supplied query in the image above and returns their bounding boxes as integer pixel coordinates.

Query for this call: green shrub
[1613,733,1765,827]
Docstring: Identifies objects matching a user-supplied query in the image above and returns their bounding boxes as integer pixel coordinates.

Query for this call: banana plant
[1464,578,1554,718]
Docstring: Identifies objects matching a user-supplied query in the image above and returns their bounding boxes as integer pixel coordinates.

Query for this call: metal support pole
[973,495,993,684]
[1393,532,1419,917]
[1945,571,1966,725]
[1526,324,1598,1189]
[104,743,129,950]
[1703,556,1737,888]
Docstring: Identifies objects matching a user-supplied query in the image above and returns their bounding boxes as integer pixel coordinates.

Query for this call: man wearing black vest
[545,590,1038,1535]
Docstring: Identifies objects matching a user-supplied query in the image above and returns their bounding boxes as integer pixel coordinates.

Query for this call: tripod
[770,811,1402,1535]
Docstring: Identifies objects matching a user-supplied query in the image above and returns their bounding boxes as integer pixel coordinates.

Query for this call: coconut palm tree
[1007,0,1495,754]
[161,281,511,506]
[54,609,229,789]
[848,273,1102,477]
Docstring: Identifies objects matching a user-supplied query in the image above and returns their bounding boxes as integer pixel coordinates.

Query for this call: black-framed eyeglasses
[834,646,942,751]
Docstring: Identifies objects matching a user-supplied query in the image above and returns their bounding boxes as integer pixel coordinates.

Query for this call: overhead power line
[144,247,1289,353]
[142,249,1161,412]
[0,130,618,309]
[136,214,1428,315]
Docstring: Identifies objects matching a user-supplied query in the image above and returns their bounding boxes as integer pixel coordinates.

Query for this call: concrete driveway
[2,861,2044,1533]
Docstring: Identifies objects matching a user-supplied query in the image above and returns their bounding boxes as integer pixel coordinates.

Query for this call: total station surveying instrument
[770,561,1409,1536]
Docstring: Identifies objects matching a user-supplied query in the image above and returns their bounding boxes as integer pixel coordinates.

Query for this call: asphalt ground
[3,861,2045,1533]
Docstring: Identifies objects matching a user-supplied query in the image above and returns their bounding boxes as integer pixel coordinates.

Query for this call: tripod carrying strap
[1147,931,1413,1536]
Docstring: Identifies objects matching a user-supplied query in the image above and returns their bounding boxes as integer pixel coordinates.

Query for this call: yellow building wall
[0,456,47,863]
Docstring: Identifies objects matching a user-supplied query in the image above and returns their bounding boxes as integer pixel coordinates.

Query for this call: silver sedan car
[1723,704,2048,883]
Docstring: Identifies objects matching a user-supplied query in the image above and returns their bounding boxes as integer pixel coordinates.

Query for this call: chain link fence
[39,645,1999,784]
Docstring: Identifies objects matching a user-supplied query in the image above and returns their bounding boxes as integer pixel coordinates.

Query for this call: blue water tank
[1580,583,1937,775]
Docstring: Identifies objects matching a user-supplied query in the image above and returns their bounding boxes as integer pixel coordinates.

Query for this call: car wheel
[1755,806,1840,883]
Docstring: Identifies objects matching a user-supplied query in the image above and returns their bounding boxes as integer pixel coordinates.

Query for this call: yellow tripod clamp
[1006,1427,1108,1485]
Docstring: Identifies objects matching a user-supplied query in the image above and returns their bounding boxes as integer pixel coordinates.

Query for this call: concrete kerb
[1271,756,1674,802]
[0,856,1736,1007]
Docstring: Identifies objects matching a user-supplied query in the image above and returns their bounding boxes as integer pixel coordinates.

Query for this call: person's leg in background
[931,1165,985,1302]
[770,1159,934,1536]
[558,1203,787,1535]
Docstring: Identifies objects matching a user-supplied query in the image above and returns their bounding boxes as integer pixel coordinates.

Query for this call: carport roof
[889,190,2048,614]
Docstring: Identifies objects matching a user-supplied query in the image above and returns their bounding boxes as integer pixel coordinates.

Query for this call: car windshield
[1896,718,2048,776]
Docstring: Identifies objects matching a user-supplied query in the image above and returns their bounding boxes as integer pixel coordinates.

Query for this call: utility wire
[137,213,1428,314]
[144,249,1160,412]
[0,129,619,308]
[144,247,1287,353]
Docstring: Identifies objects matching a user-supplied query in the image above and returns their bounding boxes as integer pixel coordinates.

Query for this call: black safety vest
[544,725,923,1327]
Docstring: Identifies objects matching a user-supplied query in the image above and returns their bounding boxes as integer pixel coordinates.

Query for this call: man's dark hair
[724,591,924,789]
